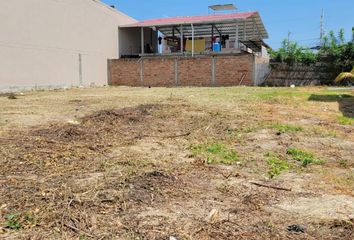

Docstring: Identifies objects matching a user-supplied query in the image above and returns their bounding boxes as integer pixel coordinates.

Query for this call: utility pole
[320,9,324,41]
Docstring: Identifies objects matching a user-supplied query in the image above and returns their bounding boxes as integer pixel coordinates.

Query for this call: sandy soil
[0,86,353,239]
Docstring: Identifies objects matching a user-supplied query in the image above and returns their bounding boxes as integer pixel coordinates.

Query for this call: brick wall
[108,54,257,87]
[215,55,253,86]
[108,59,140,86]
[143,58,175,87]
[179,57,212,86]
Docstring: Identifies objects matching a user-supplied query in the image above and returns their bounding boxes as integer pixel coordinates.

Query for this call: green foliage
[270,28,354,84]
[338,115,354,125]
[4,214,22,230]
[265,153,290,179]
[339,159,348,168]
[190,143,239,165]
[269,39,318,66]
[286,148,325,167]
[320,28,354,81]
[269,123,303,133]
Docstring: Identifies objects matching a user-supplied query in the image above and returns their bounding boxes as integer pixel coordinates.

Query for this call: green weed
[338,115,354,125]
[190,143,239,165]
[4,214,22,230]
[269,123,304,133]
[287,148,325,167]
[339,159,348,168]
[265,153,290,178]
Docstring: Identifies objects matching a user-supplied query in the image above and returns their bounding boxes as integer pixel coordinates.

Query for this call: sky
[102,0,354,49]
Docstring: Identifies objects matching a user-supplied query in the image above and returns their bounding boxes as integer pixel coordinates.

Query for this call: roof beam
[213,24,222,36]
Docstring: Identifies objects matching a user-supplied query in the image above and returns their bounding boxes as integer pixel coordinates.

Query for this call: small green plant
[190,143,239,165]
[338,115,354,125]
[269,123,304,133]
[339,159,348,168]
[265,153,290,178]
[287,148,325,167]
[4,214,22,230]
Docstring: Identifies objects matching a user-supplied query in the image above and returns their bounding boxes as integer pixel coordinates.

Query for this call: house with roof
[0,1,270,91]
[110,9,270,87]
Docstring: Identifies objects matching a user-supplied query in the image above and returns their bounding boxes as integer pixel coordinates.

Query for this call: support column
[235,22,239,49]
[141,27,144,55]
[180,25,184,54]
[211,25,214,50]
[140,59,144,86]
[174,58,179,86]
[211,57,216,86]
[243,21,246,40]
[253,19,257,39]
[191,24,195,57]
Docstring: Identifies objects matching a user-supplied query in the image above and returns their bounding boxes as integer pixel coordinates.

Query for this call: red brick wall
[179,57,212,86]
[143,58,175,87]
[108,59,140,86]
[215,55,253,86]
[108,54,255,87]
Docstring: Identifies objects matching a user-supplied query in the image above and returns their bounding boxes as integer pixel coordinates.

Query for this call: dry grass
[0,86,353,239]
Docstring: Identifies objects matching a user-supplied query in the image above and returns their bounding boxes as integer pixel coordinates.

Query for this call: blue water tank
[213,42,221,52]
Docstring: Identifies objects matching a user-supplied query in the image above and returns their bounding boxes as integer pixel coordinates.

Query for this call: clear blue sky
[103,0,354,49]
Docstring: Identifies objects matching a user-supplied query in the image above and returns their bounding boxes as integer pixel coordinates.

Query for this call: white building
[0,0,136,91]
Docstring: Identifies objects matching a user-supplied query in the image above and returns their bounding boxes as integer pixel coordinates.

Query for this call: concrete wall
[0,0,136,92]
[264,63,331,86]
[108,54,257,87]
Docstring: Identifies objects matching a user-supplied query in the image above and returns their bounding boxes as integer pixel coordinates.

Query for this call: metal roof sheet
[122,12,257,28]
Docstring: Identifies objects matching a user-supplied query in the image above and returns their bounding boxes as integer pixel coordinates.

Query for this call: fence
[264,63,332,86]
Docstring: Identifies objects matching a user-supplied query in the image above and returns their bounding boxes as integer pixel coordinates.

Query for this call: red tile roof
[124,12,257,27]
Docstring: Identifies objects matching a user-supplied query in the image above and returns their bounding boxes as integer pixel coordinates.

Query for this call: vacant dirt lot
[0,86,353,239]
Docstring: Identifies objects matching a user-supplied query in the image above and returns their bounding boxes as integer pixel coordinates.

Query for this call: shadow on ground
[308,94,354,118]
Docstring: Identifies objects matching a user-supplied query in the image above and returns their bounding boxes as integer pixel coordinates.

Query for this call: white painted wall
[0,0,136,91]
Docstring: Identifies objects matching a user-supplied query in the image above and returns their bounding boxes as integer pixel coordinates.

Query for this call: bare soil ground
[0,86,353,239]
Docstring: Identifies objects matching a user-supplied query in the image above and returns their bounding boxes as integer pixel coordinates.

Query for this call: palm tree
[335,67,354,83]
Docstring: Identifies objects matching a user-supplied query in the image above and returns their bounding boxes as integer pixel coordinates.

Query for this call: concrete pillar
[211,56,216,86]
[174,58,179,86]
[140,58,144,85]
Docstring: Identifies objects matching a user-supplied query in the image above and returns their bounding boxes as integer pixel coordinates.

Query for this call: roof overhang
[121,12,269,40]
[240,39,271,52]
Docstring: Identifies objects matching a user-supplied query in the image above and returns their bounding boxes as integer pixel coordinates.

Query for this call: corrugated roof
[122,12,257,27]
